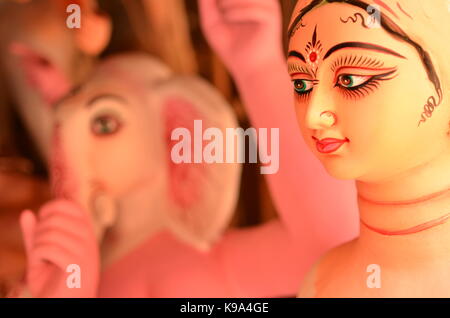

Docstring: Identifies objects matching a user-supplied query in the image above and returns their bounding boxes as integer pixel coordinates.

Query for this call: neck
[100,182,166,268]
[356,150,450,263]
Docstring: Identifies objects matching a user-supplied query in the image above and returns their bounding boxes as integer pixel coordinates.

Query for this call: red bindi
[309,52,317,62]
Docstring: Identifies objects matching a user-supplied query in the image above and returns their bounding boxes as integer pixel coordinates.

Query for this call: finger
[20,209,37,257]
[39,199,89,224]
[33,227,92,257]
[32,242,81,271]
[39,199,98,245]
[34,214,92,243]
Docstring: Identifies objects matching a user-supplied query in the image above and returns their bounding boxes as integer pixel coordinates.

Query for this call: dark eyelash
[294,89,313,102]
[331,55,385,73]
[335,69,397,100]
[337,80,380,100]
[292,79,318,101]
[288,64,311,76]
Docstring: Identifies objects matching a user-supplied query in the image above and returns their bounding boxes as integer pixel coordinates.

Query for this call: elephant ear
[155,76,241,251]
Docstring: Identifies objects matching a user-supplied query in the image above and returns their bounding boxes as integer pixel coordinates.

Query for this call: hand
[198,0,283,76]
[20,199,100,298]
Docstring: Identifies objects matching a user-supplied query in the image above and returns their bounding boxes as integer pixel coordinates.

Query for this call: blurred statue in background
[18,54,241,297]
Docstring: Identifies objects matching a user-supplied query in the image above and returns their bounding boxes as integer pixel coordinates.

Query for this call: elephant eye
[91,115,122,136]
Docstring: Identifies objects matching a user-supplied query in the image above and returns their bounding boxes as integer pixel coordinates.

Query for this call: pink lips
[313,137,349,154]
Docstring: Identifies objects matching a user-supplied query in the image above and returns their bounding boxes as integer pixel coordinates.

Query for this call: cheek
[330,98,393,179]
[340,99,381,148]
[342,96,445,180]
[294,102,311,141]
[91,124,159,196]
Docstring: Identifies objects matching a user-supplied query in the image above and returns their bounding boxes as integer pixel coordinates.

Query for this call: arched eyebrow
[287,50,306,63]
[323,42,406,60]
[87,94,128,108]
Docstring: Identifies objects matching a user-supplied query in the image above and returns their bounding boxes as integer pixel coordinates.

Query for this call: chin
[320,157,362,180]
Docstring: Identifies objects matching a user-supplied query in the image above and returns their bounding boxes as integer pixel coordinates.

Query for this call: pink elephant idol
[52,53,247,297]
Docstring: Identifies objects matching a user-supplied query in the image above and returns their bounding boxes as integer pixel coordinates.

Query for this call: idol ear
[156,76,241,251]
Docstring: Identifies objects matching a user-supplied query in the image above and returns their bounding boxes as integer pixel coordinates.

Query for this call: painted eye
[91,115,122,136]
[336,74,372,88]
[293,79,314,94]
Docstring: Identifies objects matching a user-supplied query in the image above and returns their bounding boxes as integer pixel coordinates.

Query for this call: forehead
[290,0,413,25]
[53,69,166,123]
[54,75,135,115]
[288,2,407,56]
[54,57,171,116]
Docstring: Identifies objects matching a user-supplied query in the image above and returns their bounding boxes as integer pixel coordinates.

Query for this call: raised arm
[198,0,358,269]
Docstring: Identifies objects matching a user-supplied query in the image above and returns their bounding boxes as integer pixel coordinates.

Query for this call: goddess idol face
[287,0,449,183]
